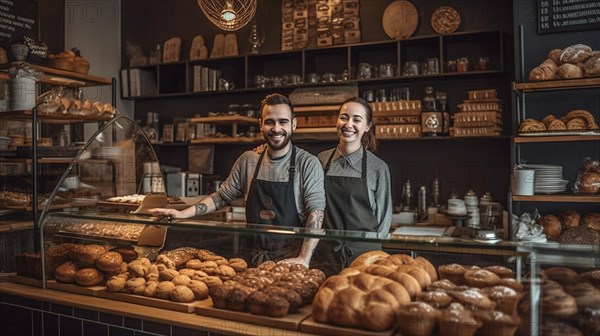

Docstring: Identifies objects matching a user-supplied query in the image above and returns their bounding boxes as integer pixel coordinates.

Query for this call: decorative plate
[382,0,419,40]
[431,6,461,34]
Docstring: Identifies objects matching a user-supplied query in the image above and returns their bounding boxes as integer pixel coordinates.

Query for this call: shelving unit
[188,115,259,145]
[0,63,115,252]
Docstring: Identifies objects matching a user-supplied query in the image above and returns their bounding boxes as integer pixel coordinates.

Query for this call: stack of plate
[523,164,568,194]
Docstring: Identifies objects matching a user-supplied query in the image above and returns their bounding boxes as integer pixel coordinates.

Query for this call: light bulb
[221,2,236,22]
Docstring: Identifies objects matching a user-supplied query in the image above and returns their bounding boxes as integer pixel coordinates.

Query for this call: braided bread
[312,268,410,331]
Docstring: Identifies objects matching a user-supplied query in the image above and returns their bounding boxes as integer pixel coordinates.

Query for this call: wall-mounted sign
[0,0,37,42]
[538,0,600,34]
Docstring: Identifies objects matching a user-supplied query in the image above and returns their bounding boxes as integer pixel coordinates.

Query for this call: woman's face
[336,102,371,146]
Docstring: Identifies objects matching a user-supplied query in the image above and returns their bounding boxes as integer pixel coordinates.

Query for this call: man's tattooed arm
[305,209,324,229]
[210,193,227,210]
[194,203,208,216]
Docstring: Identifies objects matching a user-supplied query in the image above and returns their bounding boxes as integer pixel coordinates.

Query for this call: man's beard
[263,131,291,151]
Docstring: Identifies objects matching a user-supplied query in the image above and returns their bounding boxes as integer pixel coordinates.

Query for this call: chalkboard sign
[538,0,600,34]
[0,0,37,42]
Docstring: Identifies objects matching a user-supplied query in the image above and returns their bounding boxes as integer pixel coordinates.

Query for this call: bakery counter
[0,281,319,336]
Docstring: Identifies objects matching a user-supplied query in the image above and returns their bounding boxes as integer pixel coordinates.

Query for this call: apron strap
[253,146,297,181]
[251,249,271,266]
[333,242,354,268]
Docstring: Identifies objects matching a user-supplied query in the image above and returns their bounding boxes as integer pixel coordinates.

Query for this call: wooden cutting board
[46,280,105,296]
[96,289,212,313]
[210,34,225,58]
[190,35,208,60]
[195,304,312,331]
[224,33,239,57]
[163,37,181,63]
[300,316,395,336]
[382,0,419,40]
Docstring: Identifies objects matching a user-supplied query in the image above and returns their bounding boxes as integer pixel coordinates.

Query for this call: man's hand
[149,208,183,218]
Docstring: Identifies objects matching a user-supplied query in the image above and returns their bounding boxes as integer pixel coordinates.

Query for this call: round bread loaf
[582,212,600,231]
[560,44,593,64]
[583,51,600,77]
[579,172,600,193]
[539,214,562,241]
[95,251,123,272]
[558,226,600,245]
[54,261,80,283]
[559,210,580,230]
[544,267,578,286]
[169,285,195,303]
[74,267,104,286]
[110,247,138,263]
[556,63,583,79]
[75,244,106,266]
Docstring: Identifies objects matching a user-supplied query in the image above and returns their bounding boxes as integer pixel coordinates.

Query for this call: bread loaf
[529,65,556,81]
[539,214,562,241]
[579,172,600,194]
[582,212,600,231]
[556,63,583,79]
[559,210,580,230]
[312,269,410,331]
[583,51,600,77]
[560,44,592,64]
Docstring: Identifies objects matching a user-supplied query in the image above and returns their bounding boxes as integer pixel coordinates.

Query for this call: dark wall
[38,0,65,53]
[123,0,515,207]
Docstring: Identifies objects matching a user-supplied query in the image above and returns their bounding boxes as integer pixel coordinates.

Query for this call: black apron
[244,145,303,266]
[311,147,380,276]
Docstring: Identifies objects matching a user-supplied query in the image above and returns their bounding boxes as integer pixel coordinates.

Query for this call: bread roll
[579,172,600,193]
[556,63,583,79]
[529,65,556,81]
[54,261,80,283]
[74,268,104,286]
[169,285,195,303]
[349,250,389,269]
[95,252,123,272]
[73,244,106,266]
[559,210,580,230]
[547,49,562,65]
[582,212,600,231]
[538,214,562,241]
[583,51,600,77]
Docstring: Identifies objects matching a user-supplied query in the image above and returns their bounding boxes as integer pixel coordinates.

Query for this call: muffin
[484,265,515,279]
[438,302,482,336]
[542,292,579,318]
[397,302,441,336]
[450,288,496,311]
[416,290,453,309]
[498,278,524,292]
[544,267,578,286]
[464,268,500,288]
[428,279,459,292]
[472,310,519,336]
[483,285,522,315]
[539,321,583,336]
[438,264,467,285]
[565,282,600,309]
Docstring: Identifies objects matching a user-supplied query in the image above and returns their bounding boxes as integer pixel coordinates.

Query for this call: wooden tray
[46,280,105,296]
[195,304,312,331]
[300,316,395,336]
[8,275,43,287]
[96,289,211,313]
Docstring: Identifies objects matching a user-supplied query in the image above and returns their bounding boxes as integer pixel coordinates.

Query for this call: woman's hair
[260,93,295,119]
[339,97,378,152]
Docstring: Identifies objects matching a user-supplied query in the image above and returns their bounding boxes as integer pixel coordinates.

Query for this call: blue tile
[99,312,123,326]
[43,312,59,336]
[60,316,82,335]
[124,317,142,330]
[83,321,108,336]
[75,308,99,321]
[142,320,170,335]
[50,303,73,316]
[109,326,134,336]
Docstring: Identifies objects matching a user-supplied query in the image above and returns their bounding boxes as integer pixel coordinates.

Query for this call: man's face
[259,103,296,153]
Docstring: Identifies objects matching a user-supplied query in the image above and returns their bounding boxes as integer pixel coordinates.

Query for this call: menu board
[0,0,37,41]
[538,0,600,34]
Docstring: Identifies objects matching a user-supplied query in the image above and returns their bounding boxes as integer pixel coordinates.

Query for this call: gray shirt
[317,147,393,235]
[218,144,326,224]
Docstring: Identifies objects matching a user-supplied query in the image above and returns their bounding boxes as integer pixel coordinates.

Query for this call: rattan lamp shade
[197,0,257,31]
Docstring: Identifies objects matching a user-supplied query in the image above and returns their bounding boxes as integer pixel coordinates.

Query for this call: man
[150,93,325,267]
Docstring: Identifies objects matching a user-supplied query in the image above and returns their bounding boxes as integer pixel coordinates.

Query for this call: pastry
[538,214,562,241]
[171,274,191,286]
[540,321,584,336]
[416,290,453,309]
[484,265,515,279]
[519,118,546,132]
[464,268,500,288]
[428,279,458,292]
[556,63,583,79]
[567,117,587,130]
[438,264,467,285]
[541,114,557,125]
[559,210,580,230]
[547,119,567,131]
[95,252,123,272]
[544,267,578,286]
[246,290,269,315]
[74,268,104,287]
[143,281,158,297]
[228,258,248,272]
[582,212,600,231]
[188,279,209,299]
[106,275,126,292]
[542,292,578,317]
[483,285,522,315]
[566,109,596,127]
[110,247,138,263]
[451,288,496,311]
[560,44,593,64]
[397,302,441,336]
[583,51,600,77]
[472,310,519,336]
[498,278,523,292]
[74,244,106,266]
[565,282,600,309]
[415,256,438,282]
[54,261,80,283]
[214,265,236,280]
[438,302,482,336]
[155,281,176,299]
[578,270,600,287]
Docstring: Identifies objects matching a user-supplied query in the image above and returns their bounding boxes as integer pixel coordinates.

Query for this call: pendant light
[197,0,257,31]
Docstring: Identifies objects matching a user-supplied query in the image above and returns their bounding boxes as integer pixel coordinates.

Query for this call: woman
[312,97,393,276]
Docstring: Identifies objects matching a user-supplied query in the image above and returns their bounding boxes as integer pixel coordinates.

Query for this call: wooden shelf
[188,115,258,125]
[513,78,600,92]
[294,105,340,114]
[514,135,600,143]
[0,62,112,87]
[0,110,113,123]
[512,194,600,203]
[189,137,261,144]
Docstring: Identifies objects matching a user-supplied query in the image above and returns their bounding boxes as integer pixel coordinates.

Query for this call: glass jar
[379,63,394,78]
[358,63,372,79]
[476,56,490,71]
[457,57,470,72]
[403,61,419,76]
[446,59,457,72]
[426,58,440,75]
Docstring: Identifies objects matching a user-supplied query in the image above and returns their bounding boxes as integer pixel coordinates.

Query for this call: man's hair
[260,93,295,119]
